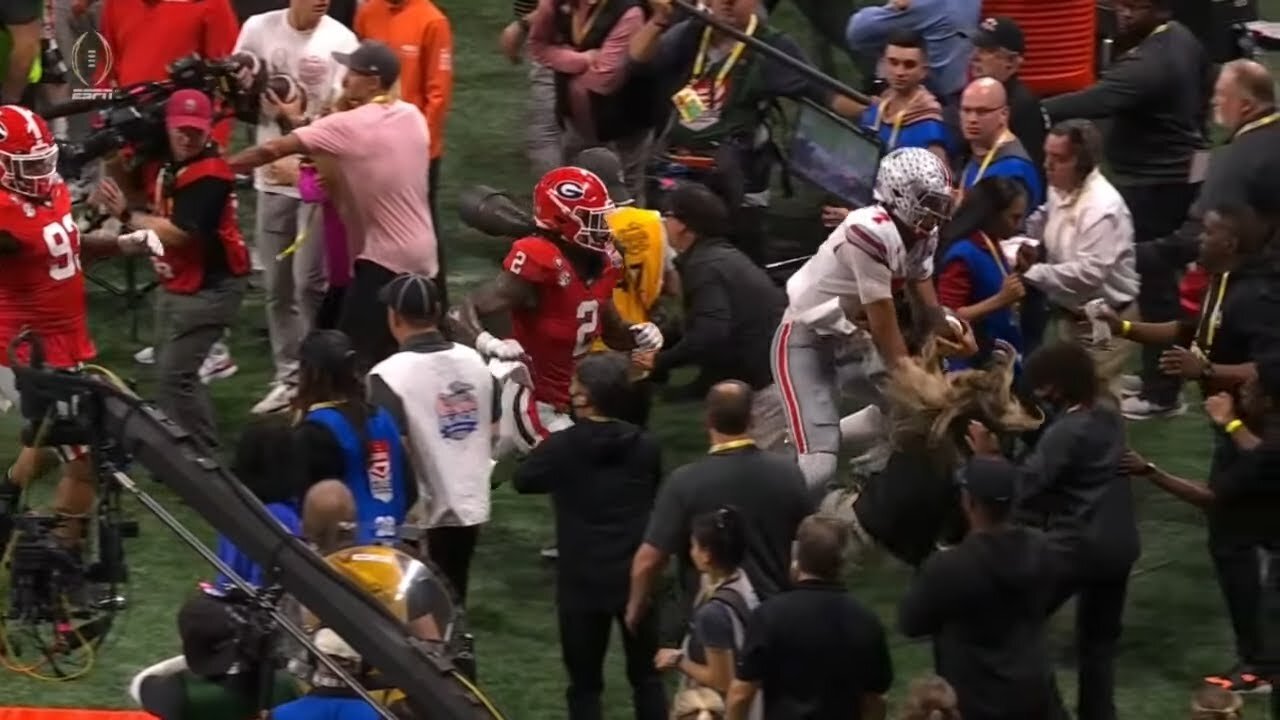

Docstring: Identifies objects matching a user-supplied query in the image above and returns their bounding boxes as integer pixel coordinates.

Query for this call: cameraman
[93,89,251,451]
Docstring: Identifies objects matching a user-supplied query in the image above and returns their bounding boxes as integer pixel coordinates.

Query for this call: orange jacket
[355,0,453,159]
[99,0,238,146]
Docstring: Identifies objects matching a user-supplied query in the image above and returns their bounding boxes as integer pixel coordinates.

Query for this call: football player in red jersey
[0,105,159,551]
[448,167,664,456]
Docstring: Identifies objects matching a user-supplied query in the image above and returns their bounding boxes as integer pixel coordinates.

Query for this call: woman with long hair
[935,176,1030,369]
[655,507,761,718]
[291,329,415,547]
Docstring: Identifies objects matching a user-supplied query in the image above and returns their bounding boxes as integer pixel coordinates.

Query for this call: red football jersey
[502,236,622,407]
[0,183,95,368]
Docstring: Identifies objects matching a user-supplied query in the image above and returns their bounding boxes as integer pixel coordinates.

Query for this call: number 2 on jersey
[573,299,599,357]
[43,213,81,281]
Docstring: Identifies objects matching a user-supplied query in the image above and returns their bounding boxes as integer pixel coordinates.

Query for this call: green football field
[1,1,1277,716]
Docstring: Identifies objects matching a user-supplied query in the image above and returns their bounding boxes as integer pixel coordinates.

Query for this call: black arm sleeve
[169,177,233,239]
[0,0,41,25]
[1042,51,1161,121]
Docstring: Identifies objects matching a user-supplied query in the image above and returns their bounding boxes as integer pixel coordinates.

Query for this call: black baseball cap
[299,329,358,375]
[178,591,241,678]
[663,181,730,238]
[378,273,442,323]
[573,148,631,204]
[333,40,401,88]
[971,16,1026,54]
[957,455,1018,505]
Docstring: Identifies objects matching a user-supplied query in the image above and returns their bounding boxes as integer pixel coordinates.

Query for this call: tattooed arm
[446,270,538,348]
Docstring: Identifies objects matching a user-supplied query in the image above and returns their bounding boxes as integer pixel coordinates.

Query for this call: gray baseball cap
[333,40,401,89]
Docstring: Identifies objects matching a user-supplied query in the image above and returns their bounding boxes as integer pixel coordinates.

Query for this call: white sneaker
[1121,395,1187,420]
[251,383,297,415]
[134,347,156,365]
[1117,374,1143,398]
[199,343,238,384]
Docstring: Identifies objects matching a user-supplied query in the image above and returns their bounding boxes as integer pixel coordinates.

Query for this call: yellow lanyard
[709,438,755,454]
[976,232,1008,278]
[1235,112,1280,139]
[571,1,606,46]
[873,89,920,150]
[973,130,1014,183]
[690,13,758,109]
[1193,272,1229,356]
[370,94,393,104]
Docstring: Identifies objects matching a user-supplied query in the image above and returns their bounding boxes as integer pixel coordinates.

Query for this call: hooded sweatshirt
[512,418,662,612]
[899,525,1058,720]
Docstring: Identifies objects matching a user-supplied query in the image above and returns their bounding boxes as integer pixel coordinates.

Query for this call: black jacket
[900,526,1058,720]
[1014,404,1141,578]
[1146,115,1280,268]
[1044,21,1210,186]
[1006,75,1048,179]
[512,419,662,611]
[655,239,785,392]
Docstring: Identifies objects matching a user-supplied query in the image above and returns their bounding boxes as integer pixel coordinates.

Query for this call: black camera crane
[5,332,503,720]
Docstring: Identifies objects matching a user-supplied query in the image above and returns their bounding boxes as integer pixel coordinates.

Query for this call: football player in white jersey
[771,147,974,492]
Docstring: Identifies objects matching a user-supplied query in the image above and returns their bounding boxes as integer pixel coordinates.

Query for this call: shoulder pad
[504,236,564,284]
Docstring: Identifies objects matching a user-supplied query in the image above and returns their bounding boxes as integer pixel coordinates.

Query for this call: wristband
[1225,419,1244,435]
[1119,320,1132,337]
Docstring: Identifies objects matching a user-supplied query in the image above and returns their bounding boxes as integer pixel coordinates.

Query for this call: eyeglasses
[960,105,1007,116]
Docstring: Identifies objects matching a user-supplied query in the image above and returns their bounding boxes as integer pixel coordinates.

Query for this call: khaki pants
[1049,304,1139,395]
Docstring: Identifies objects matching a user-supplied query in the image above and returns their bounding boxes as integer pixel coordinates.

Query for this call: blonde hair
[1191,686,1244,720]
[898,675,962,720]
[671,687,725,720]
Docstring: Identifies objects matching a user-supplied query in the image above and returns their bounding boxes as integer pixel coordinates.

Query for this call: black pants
[315,285,347,330]
[1211,538,1280,670]
[429,156,449,315]
[337,259,399,372]
[1048,568,1132,720]
[427,524,480,604]
[556,605,666,720]
[1117,182,1200,407]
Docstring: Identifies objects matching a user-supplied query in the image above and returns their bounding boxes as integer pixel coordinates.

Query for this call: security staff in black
[1043,0,1211,416]
[1141,60,1280,273]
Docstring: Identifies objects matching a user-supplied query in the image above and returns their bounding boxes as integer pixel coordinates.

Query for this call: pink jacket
[298,166,352,287]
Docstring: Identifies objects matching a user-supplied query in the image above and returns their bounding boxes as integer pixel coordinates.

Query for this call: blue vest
[960,139,1045,208]
[216,502,302,589]
[305,406,409,545]
[940,236,1023,370]
[859,105,955,155]
[272,694,381,720]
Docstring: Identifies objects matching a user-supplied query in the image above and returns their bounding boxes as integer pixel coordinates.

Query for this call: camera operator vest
[304,405,409,545]
[147,155,251,294]
[551,0,657,142]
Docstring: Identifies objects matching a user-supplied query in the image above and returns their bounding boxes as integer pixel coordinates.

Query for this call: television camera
[50,53,261,180]
[2,331,502,719]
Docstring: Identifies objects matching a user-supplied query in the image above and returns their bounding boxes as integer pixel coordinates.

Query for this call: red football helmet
[0,105,59,199]
[532,166,615,252]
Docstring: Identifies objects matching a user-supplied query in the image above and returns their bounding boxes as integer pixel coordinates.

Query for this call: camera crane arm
[8,341,502,720]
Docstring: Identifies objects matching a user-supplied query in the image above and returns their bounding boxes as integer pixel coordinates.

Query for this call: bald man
[957,77,1044,207]
[302,479,358,556]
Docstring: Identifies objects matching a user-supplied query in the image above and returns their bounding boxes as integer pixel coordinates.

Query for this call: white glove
[475,331,526,361]
[629,322,663,352]
[118,229,164,257]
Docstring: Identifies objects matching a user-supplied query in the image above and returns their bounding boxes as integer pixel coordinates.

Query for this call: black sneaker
[1205,666,1273,694]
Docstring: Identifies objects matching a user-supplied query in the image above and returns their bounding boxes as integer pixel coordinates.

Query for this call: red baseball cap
[166,89,214,132]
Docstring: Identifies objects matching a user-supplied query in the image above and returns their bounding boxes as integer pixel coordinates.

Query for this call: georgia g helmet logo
[0,122,8,142]
[553,181,585,201]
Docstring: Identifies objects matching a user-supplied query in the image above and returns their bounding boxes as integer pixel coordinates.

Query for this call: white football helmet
[873,147,954,237]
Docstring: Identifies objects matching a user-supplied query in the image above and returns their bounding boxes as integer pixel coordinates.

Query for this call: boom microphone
[457,185,539,238]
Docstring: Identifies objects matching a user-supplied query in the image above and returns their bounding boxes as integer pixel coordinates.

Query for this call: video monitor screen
[787,102,883,208]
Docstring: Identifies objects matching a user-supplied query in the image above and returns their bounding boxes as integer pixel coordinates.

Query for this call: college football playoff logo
[69,31,115,101]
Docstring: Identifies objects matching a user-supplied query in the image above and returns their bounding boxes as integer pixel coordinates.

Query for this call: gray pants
[256,191,326,386]
[527,63,562,179]
[770,319,886,492]
[154,278,247,450]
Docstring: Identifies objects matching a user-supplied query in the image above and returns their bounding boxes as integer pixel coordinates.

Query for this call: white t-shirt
[234,11,358,198]
[785,205,934,332]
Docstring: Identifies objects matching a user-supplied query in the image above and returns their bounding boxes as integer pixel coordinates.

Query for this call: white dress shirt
[1023,169,1140,311]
